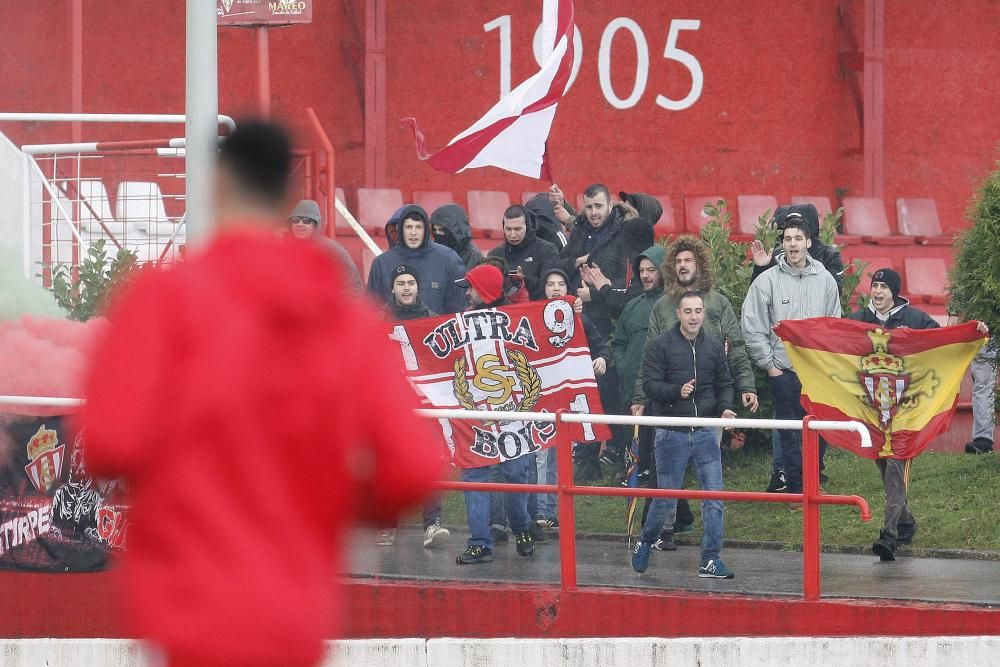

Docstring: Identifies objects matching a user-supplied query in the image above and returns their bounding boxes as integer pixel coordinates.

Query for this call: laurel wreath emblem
[453,350,541,426]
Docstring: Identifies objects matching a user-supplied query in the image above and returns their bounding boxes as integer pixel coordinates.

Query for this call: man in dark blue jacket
[631,291,737,579]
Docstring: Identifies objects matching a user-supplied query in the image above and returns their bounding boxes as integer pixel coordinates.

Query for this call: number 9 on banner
[544,299,575,348]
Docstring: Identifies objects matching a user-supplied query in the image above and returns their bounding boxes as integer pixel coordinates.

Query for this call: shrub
[49,240,139,321]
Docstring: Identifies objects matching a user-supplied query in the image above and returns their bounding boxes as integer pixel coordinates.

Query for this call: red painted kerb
[1,572,997,638]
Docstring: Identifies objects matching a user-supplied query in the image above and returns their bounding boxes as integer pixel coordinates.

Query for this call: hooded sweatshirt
[523,193,569,249]
[288,199,363,295]
[429,204,484,270]
[367,204,467,314]
[611,244,666,404]
[82,227,441,666]
[621,192,664,225]
[486,205,560,300]
[741,252,842,372]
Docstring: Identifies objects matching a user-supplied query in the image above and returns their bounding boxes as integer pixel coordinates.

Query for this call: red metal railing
[428,409,872,601]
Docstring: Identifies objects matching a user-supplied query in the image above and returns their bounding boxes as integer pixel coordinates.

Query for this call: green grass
[433,447,1000,553]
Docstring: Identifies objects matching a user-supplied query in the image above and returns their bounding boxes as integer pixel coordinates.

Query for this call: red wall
[2,2,998,232]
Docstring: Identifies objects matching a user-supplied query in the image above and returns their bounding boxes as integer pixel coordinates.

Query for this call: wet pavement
[347,527,1000,606]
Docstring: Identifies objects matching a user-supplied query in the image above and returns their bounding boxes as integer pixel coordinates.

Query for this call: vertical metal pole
[554,409,577,592]
[802,415,821,600]
[256,26,272,119]
[70,0,83,143]
[185,0,219,243]
[863,0,885,199]
[364,0,386,187]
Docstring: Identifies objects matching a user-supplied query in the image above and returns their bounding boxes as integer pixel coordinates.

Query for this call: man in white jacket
[741,219,841,498]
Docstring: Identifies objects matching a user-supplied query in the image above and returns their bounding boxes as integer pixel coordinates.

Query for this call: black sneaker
[529,522,549,544]
[896,520,917,546]
[456,545,494,565]
[514,531,534,557]
[490,526,508,544]
[965,437,994,454]
[652,533,677,551]
[766,470,787,493]
[599,451,622,466]
[818,471,829,485]
[872,530,896,561]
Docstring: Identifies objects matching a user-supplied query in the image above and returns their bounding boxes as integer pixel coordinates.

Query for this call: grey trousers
[971,350,997,442]
[876,458,914,538]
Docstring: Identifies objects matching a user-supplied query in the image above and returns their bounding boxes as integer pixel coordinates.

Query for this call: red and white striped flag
[403,0,575,179]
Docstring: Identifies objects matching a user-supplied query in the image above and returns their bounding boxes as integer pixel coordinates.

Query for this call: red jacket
[82,225,442,666]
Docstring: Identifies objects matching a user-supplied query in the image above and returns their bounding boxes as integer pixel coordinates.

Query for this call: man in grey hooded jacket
[741,218,840,497]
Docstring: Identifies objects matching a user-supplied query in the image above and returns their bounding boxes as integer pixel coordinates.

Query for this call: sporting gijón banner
[385,298,611,468]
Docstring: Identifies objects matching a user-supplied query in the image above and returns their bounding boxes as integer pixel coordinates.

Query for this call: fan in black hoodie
[487,204,560,300]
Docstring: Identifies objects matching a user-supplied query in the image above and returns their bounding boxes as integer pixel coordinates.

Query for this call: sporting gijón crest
[858,328,910,429]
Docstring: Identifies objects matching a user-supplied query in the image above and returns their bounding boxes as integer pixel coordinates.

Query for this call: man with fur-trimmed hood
[635,236,758,415]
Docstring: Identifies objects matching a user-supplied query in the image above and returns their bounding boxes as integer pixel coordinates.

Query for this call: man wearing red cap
[453,263,536,564]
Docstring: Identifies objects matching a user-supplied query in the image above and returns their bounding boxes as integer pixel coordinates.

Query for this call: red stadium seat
[467,190,511,239]
[904,257,949,305]
[790,195,834,218]
[647,195,681,239]
[792,195,862,245]
[413,190,456,214]
[896,198,954,245]
[736,195,778,239]
[684,196,729,235]
[358,188,404,236]
[842,197,914,245]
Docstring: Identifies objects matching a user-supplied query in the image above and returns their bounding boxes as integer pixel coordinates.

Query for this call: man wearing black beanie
[848,267,937,561]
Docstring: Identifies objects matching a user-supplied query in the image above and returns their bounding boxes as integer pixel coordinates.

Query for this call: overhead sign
[217,0,312,26]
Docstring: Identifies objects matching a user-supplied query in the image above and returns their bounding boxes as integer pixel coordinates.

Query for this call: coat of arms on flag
[775,318,986,459]
[384,298,610,468]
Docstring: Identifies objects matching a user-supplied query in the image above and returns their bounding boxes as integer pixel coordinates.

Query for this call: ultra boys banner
[386,299,611,468]
[0,415,126,571]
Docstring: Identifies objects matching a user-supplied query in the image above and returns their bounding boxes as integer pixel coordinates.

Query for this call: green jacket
[635,288,756,405]
[611,245,666,404]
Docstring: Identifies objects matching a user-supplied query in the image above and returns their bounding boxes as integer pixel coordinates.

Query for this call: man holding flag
[775,270,987,563]
[847,268,988,560]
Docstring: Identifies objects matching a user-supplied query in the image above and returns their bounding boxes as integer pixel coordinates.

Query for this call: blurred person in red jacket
[81,120,443,667]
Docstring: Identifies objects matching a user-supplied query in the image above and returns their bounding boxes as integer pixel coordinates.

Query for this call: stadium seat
[648,195,681,239]
[792,195,862,245]
[77,179,116,229]
[467,190,511,239]
[904,257,949,305]
[790,196,833,218]
[841,197,915,245]
[358,187,404,236]
[736,195,778,239]
[413,190,455,214]
[896,198,954,245]
[116,181,170,231]
[684,196,729,235]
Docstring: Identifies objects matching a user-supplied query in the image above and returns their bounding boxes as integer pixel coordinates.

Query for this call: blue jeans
[770,370,805,494]
[462,456,531,548]
[535,447,558,520]
[640,428,724,563]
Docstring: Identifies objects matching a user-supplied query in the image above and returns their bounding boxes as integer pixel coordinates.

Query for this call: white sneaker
[423,521,450,548]
[375,529,396,546]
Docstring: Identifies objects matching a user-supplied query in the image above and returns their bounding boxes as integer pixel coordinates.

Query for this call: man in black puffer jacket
[631,290,737,581]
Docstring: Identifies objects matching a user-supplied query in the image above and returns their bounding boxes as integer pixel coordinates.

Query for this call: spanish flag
[774,318,986,459]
